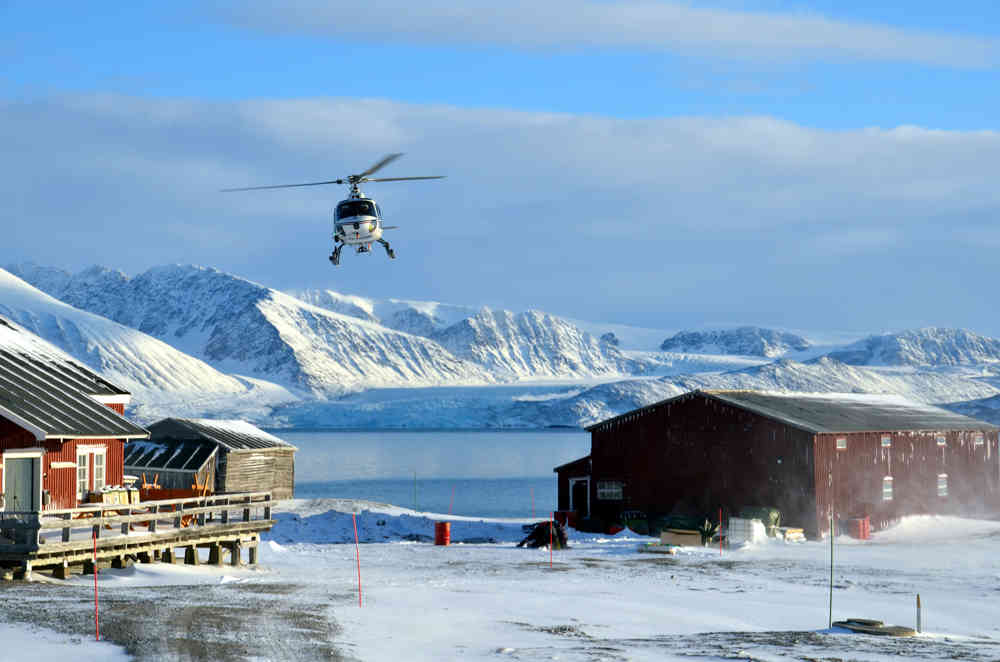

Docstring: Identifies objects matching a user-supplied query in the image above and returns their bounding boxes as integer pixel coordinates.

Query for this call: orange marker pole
[353,512,362,607]
[93,529,100,640]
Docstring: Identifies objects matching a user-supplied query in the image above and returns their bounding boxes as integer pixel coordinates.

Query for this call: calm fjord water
[276,429,589,518]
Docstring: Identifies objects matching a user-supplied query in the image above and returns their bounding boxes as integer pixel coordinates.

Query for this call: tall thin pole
[828,513,834,628]
[353,512,362,608]
[93,529,100,641]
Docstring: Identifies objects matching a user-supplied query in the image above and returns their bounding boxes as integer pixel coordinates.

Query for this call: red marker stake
[353,512,362,607]
[93,529,100,641]
[549,513,554,568]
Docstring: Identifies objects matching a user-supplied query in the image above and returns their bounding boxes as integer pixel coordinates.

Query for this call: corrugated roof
[0,316,148,440]
[147,418,296,451]
[587,389,999,434]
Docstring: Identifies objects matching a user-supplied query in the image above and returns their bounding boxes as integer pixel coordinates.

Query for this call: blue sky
[3,1,1000,337]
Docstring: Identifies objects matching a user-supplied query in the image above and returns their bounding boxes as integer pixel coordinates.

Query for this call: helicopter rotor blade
[220,179,344,192]
[357,153,404,179]
[363,176,445,183]
[382,225,400,230]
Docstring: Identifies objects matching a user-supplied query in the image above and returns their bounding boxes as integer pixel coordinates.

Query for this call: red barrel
[434,521,451,546]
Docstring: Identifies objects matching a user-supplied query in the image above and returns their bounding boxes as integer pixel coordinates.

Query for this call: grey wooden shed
[126,418,297,500]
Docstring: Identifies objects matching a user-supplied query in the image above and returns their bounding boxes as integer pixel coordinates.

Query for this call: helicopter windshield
[336,200,377,219]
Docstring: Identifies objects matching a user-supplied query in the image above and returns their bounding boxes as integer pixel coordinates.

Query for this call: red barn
[0,317,149,512]
[556,389,1000,538]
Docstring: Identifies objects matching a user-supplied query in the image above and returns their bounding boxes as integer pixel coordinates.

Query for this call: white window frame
[596,480,624,501]
[76,446,108,502]
[882,476,893,502]
[881,435,892,448]
[836,438,847,450]
[77,450,90,501]
[936,435,947,447]
[974,433,985,447]
[937,474,948,497]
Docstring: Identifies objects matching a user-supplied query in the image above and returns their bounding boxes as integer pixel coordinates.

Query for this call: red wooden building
[0,317,149,512]
[556,389,1000,538]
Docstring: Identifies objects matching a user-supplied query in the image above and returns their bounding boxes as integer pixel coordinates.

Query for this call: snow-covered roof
[0,315,148,440]
[587,388,999,434]
[146,417,296,451]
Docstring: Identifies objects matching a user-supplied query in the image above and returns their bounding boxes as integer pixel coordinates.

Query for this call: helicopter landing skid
[329,244,343,266]
[378,238,396,259]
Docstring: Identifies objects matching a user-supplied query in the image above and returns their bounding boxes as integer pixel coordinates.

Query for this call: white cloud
[214,0,1000,67]
[3,94,999,332]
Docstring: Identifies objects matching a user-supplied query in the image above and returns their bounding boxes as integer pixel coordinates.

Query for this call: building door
[4,457,40,512]
[569,478,590,518]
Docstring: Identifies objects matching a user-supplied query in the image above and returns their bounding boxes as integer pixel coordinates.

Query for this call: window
[336,200,376,219]
[974,433,985,447]
[77,452,88,500]
[596,480,623,500]
[882,476,893,501]
[937,474,948,497]
[881,436,892,448]
[836,438,847,450]
[936,435,947,447]
[93,452,105,492]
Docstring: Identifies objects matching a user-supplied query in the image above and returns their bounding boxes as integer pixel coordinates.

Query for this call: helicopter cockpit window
[336,201,376,219]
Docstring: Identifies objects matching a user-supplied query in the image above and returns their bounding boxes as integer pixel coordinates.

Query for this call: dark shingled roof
[0,316,148,440]
[146,418,296,451]
[587,389,999,434]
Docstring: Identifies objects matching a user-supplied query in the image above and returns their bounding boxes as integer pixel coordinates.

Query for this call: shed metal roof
[146,418,296,451]
[123,439,216,472]
[587,389,999,434]
[0,316,148,440]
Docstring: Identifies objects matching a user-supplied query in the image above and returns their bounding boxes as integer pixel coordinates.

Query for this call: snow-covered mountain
[659,326,811,357]
[12,264,640,385]
[6,264,491,395]
[8,262,1000,429]
[0,268,293,422]
[822,328,1000,366]
[428,309,634,379]
[289,288,476,337]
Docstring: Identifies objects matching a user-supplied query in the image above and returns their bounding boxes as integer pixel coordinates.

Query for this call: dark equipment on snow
[517,520,567,549]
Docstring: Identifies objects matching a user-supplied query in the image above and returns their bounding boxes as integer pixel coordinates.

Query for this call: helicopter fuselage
[335,214,383,246]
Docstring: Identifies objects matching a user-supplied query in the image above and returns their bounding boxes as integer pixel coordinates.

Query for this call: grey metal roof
[0,316,149,440]
[124,439,216,472]
[587,389,999,434]
[146,418,296,451]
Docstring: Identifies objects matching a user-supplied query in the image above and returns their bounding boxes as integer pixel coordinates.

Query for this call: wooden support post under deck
[111,555,128,570]
[17,561,32,582]
[248,543,258,565]
[153,549,161,561]
[209,543,223,566]
[62,513,72,542]
[230,541,242,566]
[184,546,199,565]
[53,561,71,580]
[83,560,97,575]
[162,548,176,564]
[137,551,152,564]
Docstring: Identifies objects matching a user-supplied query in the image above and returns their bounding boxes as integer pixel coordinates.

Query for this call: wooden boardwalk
[0,492,275,580]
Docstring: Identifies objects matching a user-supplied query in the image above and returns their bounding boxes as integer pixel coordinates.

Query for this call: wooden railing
[0,492,273,552]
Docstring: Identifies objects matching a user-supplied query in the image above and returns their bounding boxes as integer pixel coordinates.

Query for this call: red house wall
[0,418,127,510]
[813,428,1000,535]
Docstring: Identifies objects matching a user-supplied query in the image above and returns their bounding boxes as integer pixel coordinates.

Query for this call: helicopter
[221,153,444,266]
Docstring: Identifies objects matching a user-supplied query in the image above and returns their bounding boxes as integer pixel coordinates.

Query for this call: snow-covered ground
[8,502,1000,661]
